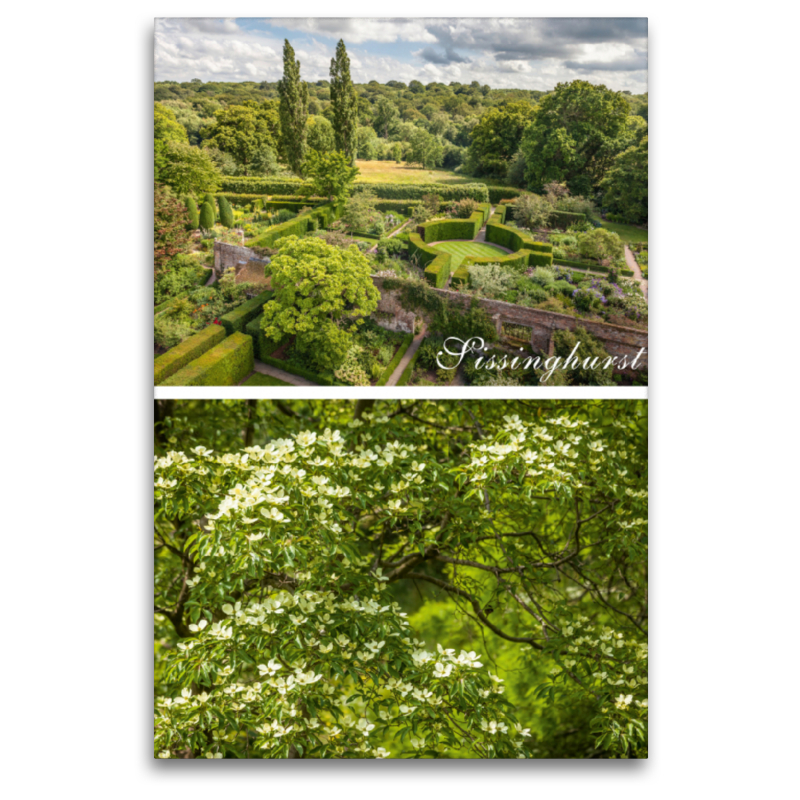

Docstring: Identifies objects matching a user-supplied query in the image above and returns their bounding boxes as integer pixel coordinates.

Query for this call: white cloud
[154,18,647,93]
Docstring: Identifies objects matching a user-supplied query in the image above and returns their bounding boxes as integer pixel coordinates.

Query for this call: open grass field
[591,215,649,244]
[355,160,514,192]
[432,240,508,270]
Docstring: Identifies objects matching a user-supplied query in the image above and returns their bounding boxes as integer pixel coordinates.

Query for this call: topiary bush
[198,202,215,235]
[218,196,234,229]
[183,196,199,231]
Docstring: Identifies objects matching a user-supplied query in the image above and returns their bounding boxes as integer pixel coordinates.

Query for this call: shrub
[577,228,625,264]
[450,265,470,288]
[219,290,274,335]
[550,210,587,230]
[468,263,517,296]
[154,324,227,384]
[160,332,254,386]
[272,208,297,225]
[420,213,482,242]
[448,198,480,219]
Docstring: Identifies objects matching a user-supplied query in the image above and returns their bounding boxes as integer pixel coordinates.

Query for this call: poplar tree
[277,39,308,177]
[329,39,358,165]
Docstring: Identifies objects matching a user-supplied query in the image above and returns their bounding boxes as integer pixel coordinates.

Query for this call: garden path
[624,246,648,303]
[473,205,495,243]
[205,270,217,287]
[367,219,412,254]
[385,323,428,386]
[250,360,315,386]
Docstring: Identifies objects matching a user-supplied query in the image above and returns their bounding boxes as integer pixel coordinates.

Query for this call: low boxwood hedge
[419,212,482,243]
[219,290,273,335]
[375,333,414,386]
[160,332,254,386]
[407,233,440,267]
[154,324,227,385]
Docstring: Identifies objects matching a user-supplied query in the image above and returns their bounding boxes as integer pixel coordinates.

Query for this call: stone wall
[372,277,648,372]
[373,290,416,334]
[214,241,260,277]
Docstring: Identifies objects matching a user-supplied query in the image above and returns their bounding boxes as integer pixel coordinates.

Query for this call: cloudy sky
[155,18,648,93]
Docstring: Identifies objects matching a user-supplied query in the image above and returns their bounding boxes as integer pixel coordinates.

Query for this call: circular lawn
[431,240,509,270]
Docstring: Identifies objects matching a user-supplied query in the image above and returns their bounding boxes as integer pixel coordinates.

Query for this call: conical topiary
[199,201,215,235]
[203,193,217,222]
[184,196,199,230]
[218,196,234,229]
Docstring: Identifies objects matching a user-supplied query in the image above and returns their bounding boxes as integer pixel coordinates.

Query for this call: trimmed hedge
[450,264,470,287]
[552,257,634,278]
[160,332,254,387]
[463,250,531,272]
[484,222,554,267]
[550,210,587,230]
[219,290,274,335]
[245,314,289,361]
[375,333,414,386]
[419,213,482,242]
[424,253,452,288]
[396,343,424,386]
[487,187,523,204]
[374,200,415,214]
[154,324,226,385]
[220,177,489,203]
[407,232,441,267]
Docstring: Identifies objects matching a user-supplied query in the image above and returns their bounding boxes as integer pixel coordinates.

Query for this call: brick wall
[212,244,647,372]
[372,277,648,371]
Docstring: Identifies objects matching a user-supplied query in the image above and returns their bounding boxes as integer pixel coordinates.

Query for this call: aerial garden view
[153,22,648,388]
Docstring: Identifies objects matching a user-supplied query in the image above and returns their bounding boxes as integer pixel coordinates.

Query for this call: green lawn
[432,241,508,270]
[591,216,648,244]
[356,160,514,193]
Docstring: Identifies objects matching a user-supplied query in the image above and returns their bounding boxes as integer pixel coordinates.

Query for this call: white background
[2,1,799,797]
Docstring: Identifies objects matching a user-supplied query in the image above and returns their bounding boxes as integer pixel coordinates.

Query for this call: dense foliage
[154,399,648,758]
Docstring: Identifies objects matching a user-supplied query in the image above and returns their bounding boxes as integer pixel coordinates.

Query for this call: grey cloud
[564,53,648,72]
[417,46,470,65]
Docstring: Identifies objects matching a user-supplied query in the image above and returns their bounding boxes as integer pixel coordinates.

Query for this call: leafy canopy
[154,399,648,758]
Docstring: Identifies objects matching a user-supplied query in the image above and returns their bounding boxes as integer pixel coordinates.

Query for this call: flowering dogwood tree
[155,400,647,758]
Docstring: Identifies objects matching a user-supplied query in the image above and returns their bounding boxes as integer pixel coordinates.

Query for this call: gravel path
[624,246,648,303]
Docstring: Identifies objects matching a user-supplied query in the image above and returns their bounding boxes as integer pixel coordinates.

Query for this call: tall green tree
[260,236,379,372]
[373,95,398,139]
[207,102,279,176]
[408,128,443,169]
[183,196,199,231]
[304,150,359,202]
[520,80,630,196]
[599,136,648,224]
[329,39,359,165]
[278,40,309,177]
[154,102,188,182]
[466,102,537,177]
[160,141,221,196]
[306,115,335,153]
